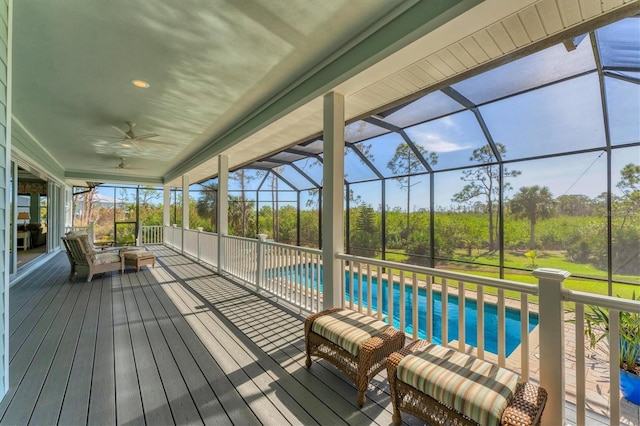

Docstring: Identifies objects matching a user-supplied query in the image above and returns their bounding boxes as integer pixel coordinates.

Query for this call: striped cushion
[122,250,153,260]
[311,309,390,356]
[397,343,519,426]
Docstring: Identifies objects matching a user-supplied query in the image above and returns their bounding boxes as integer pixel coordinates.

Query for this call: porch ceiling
[12,0,639,188]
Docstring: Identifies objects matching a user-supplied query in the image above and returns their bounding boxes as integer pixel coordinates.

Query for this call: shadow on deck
[0,246,419,425]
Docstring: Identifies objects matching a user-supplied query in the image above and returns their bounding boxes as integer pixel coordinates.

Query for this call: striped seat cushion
[397,343,519,426]
[122,250,154,260]
[311,309,390,356]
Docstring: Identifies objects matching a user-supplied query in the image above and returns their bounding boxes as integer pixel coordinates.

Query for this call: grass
[373,249,639,300]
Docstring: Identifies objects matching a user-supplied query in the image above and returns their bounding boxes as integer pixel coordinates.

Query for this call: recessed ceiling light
[131,79,150,88]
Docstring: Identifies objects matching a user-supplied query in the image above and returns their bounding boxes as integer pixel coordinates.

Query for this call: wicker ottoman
[120,249,156,272]
[387,340,547,426]
[304,308,405,406]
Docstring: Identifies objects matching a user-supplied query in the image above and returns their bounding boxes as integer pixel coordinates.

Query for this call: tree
[616,163,640,229]
[196,182,217,231]
[555,194,595,216]
[452,143,520,251]
[350,202,378,257]
[230,170,257,237]
[509,185,554,250]
[387,142,437,242]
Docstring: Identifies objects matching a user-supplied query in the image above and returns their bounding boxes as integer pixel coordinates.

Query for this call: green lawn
[374,249,639,300]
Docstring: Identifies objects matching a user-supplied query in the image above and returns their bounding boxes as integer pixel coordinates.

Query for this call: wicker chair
[304,308,405,406]
[387,340,547,426]
[61,236,124,282]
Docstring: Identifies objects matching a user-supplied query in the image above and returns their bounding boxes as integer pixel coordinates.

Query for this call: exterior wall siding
[0,0,10,397]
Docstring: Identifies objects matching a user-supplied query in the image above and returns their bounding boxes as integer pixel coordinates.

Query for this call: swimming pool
[273,264,538,357]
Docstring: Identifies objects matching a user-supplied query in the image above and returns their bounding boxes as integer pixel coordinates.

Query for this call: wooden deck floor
[0,246,420,425]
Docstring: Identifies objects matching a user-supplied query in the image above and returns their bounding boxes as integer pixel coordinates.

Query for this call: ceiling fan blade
[139,139,175,146]
[111,125,131,139]
[133,133,160,140]
[132,140,144,151]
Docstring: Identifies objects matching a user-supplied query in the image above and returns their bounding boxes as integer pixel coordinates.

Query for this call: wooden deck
[0,246,420,425]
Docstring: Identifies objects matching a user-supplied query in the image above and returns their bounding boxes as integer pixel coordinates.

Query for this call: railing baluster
[357,262,363,313]
[498,288,505,367]
[367,266,372,317]
[348,261,354,310]
[412,274,418,341]
[427,275,433,343]
[610,309,620,426]
[520,293,529,380]
[376,265,382,320]
[399,271,405,334]
[458,281,465,353]
[442,278,448,347]
[477,285,484,359]
[387,267,394,328]
[575,303,585,426]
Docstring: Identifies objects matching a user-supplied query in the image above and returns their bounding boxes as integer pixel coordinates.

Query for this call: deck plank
[186,275,394,425]
[28,278,93,424]
[142,268,260,425]
[87,275,116,425]
[111,272,146,425]
[159,278,295,425]
[0,278,83,425]
[58,276,103,425]
[0,273,75,419]
[120,272,176,425]
[9,264,66,345]
[126,272,203,425]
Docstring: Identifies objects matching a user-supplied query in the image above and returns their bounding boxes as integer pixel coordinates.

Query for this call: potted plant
[585,293,640,405]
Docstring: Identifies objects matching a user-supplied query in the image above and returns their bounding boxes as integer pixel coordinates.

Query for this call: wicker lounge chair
[305,308,405,406]
[387,340,547,426]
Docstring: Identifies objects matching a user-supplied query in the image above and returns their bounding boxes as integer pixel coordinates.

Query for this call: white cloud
[407,129,471,153]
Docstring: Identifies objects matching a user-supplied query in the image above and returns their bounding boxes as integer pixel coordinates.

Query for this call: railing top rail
[263,240,322,255]
[337,252,539,295]
[223,234,259,243]
[220,234,322,256]
[563,289,640,313]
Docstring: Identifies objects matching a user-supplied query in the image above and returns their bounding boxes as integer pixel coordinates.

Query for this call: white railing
[140,225,163,244]
[199,232,218,268]
[260,239,323,312]
[222,235,258,285]
[163,225,183,251]
[564,290,640,425]
[183,229,199,258]
[151,232,639,425]
[336,253,538,374]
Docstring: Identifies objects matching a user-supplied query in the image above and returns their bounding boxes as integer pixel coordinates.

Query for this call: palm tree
[509,185,554,250]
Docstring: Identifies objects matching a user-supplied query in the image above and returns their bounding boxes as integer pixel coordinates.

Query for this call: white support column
[322,91,345,309]
[182,175,189,229]
[533,268,570,426]
[163,185,170,227]
[217,155,229,275]
[182,176,189,254]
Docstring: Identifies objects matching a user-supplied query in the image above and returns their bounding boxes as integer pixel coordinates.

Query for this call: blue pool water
[276,264,538,357]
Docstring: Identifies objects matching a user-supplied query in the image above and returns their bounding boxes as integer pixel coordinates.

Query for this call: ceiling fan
[115,157,139,171]
[110,121,174,151]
